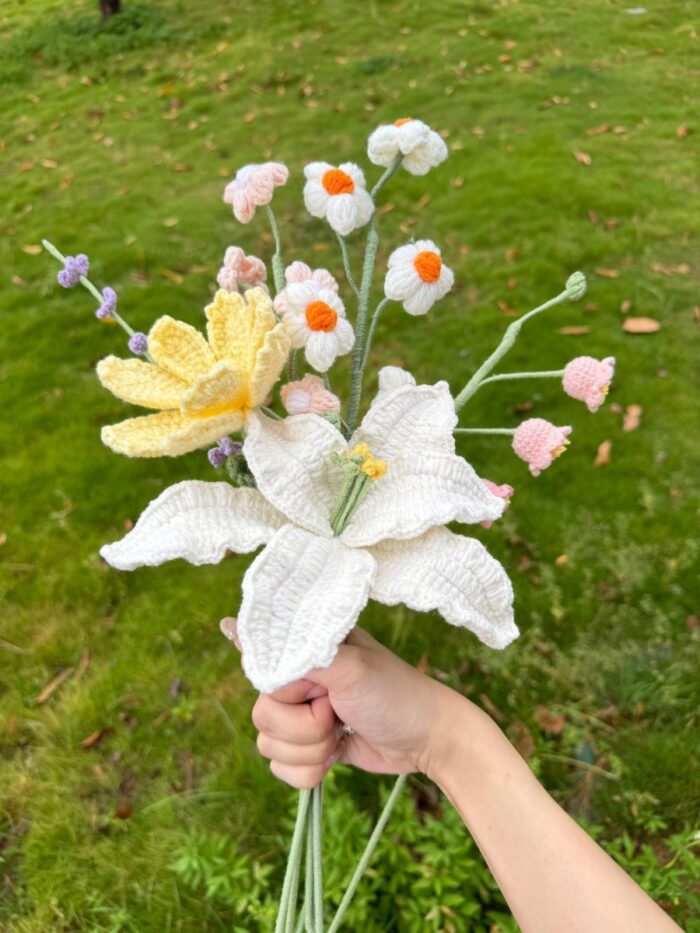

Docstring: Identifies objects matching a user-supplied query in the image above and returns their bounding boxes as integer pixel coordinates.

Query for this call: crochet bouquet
[43,116,614,930]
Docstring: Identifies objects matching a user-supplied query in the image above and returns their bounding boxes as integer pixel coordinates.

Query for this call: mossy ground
[1,0,698,929]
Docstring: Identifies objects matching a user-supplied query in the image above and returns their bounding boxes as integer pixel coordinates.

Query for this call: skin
[243,625,680,933]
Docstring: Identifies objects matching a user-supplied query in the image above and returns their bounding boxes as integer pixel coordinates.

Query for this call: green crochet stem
[327,775,407,933]
[275,789,311,933]
[361,298,391,369]
[337,235,359,298]
[265,204,285,295]
[477,369,564,387]
[311,783,324,931]
[346,154,403,434]
[453,287,572,411]
[455,427,516,436]
[41,239,156,363]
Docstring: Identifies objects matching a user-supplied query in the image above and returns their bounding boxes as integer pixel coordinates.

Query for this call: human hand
[245,626,459,789]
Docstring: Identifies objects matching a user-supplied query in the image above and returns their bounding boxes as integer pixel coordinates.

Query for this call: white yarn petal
[401,283,439,316]
[354,380,457,460]
[99,481,285,570]
[243,412,346,536]
[377,366,416,396]
[303,161,331,180]
[386,243,418,268]
[306,331,338,372]
[238,525,376,693]
[367,125,399,166]
[303,180,328,218]
[397,119,430,153]
[369,526,518,649]
[325,194,358,236]
[352,188,375,227]
[384,265,416,301]
[340,451,506,548]
[333,317,356,354]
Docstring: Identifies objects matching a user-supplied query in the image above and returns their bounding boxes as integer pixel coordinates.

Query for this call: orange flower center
[306,300,338,332]
[394,118,413,126]
[414,250,442,283]
[322,168,355,196]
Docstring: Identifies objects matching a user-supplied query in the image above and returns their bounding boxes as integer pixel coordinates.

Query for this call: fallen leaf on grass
[594,439,612,466]
[676,124,690,139]
[555,554,569,566]
[620,298,632,313]
[622,317,660,333]
[163,217,179,228]
[22,244,42,255]
[623,404,643,431]
[533,705,566,735]
[82,729,110,749]
[113,800,133,820]
[651,261,690,275]
[573,150,592,166]
[594,267,619,278]
[0,532,6,546]
[159,268,184,284]
[559,325,591,335]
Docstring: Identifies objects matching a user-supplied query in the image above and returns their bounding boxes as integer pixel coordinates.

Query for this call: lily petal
[102,408,245,457]
[243,412,345,536]
[181,362,249,417]
[148,316,216,384]
[354,380,457,460]
[238,525,376,693]
[341,450,506,548]
[248,323,291,407]
[205,290,251,369]
[96,356,188,410]
[369,526,518,649]
[100,481,285,570]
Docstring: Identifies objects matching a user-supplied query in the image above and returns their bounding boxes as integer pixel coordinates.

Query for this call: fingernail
[219,616,241,651]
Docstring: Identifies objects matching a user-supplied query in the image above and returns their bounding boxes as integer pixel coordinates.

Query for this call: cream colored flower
[368,118,448,175]
[283,281,354,372]
[303,162,374,236]
[384,239,454,315]
[101,371,516,693]
[96,288,289,457]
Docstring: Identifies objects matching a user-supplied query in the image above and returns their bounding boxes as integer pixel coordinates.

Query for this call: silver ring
[341,723,354,737]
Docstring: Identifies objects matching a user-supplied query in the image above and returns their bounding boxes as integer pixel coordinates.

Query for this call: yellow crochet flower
[97,287,290,457]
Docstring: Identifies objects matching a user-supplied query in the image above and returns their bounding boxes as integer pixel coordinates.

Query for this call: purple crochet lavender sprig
[96,287,118,320]
[128,332,148,356]
[208,437,243,468]
[57,253,90,288]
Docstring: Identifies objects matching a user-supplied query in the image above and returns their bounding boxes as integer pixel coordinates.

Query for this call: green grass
[1,0,699,929]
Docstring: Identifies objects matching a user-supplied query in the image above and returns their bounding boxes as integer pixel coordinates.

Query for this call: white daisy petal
[397,119,430,153]
[306,331,339,372]
[369,526,518,649]
[326,194,359,236]
[333,317,355,354]
[354,380,457,460]
[340,450,506,548]
[238,525,376,693]
[243,412,346,536]
[401,283,439,315]
[99,481,284,570]
[303,180,328,218]
[367,125,399,166]
[387,243,419,268]
[384,264,420,301]
[303,162,332,180]
[352,187,375,227]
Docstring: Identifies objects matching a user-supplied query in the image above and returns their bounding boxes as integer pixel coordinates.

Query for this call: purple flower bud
[96,287,118,320]
[219,437,242,457]
[208,446,227,468]
[57,253,90,288]
[128,332,148,356]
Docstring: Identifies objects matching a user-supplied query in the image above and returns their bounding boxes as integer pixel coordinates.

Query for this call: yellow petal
[249,323,290,407]
[148,316,216,384]
[181,361,249,417]
[102,409,245,458]
[205,290,251,369]
[96,356,187,410]
[245,287,278,370]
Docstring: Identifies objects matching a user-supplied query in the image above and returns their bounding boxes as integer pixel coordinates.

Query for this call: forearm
[426,691,680,933]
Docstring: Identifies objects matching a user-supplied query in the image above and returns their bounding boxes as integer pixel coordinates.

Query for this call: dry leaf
[620,299,632,313]
[594,267,619,278]
[594,439,612,466]
[573,150,592,166]
[36,667,73,705]
[676,124,689,139]
[622,317,661,334]
[651,261,690,275]
[555,554,569,566]
[159,268,184,284]
[113,800,133,820]
[450,177,464,188]
[0,532,6,546]
[559,325,591,335]
[623,404,643,431]
[41,159,58,169]
[22,244,42,255]
[163,217,179,228]
[587,124,611,136]
[533,705,566,735]
[509,721,536,760]
[82,728,110,749]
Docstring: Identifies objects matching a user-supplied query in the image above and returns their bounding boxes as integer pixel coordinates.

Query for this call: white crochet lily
[100,372,517,693]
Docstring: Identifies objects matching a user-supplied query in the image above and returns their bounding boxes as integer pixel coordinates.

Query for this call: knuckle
[251,697,271,732]
[256,733,270,758]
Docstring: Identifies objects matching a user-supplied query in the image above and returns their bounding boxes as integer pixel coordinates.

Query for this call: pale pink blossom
[216,246,267,292]
[480,479,514,528]
[273,261,339,316]
[280,374,341,416]
[562,356,616,412]
[512,419,572,477]
[223,162,289,224]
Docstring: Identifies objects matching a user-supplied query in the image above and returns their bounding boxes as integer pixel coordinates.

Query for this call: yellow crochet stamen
[348,443,387,481]
[552,439,571,460]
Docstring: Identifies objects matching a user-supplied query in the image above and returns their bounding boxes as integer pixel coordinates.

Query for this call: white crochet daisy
[303,162,374,236]
[283,281,354,373]
[384,239,454,315]
[368,118,448,176]
[100,371,517,694]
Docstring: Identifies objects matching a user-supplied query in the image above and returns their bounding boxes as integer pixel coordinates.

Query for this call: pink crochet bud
[273,261,339,316]
[480,479,514,528]
[217,246,267,292]
[280,374,341,416]
[513,419,572,476]
[223,162,289,224]
[562,356,615,413]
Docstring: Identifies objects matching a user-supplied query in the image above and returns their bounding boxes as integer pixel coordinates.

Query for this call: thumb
[307,640,364,692]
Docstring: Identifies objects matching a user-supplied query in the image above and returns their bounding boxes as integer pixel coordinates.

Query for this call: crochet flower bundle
[42,115,614,930]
